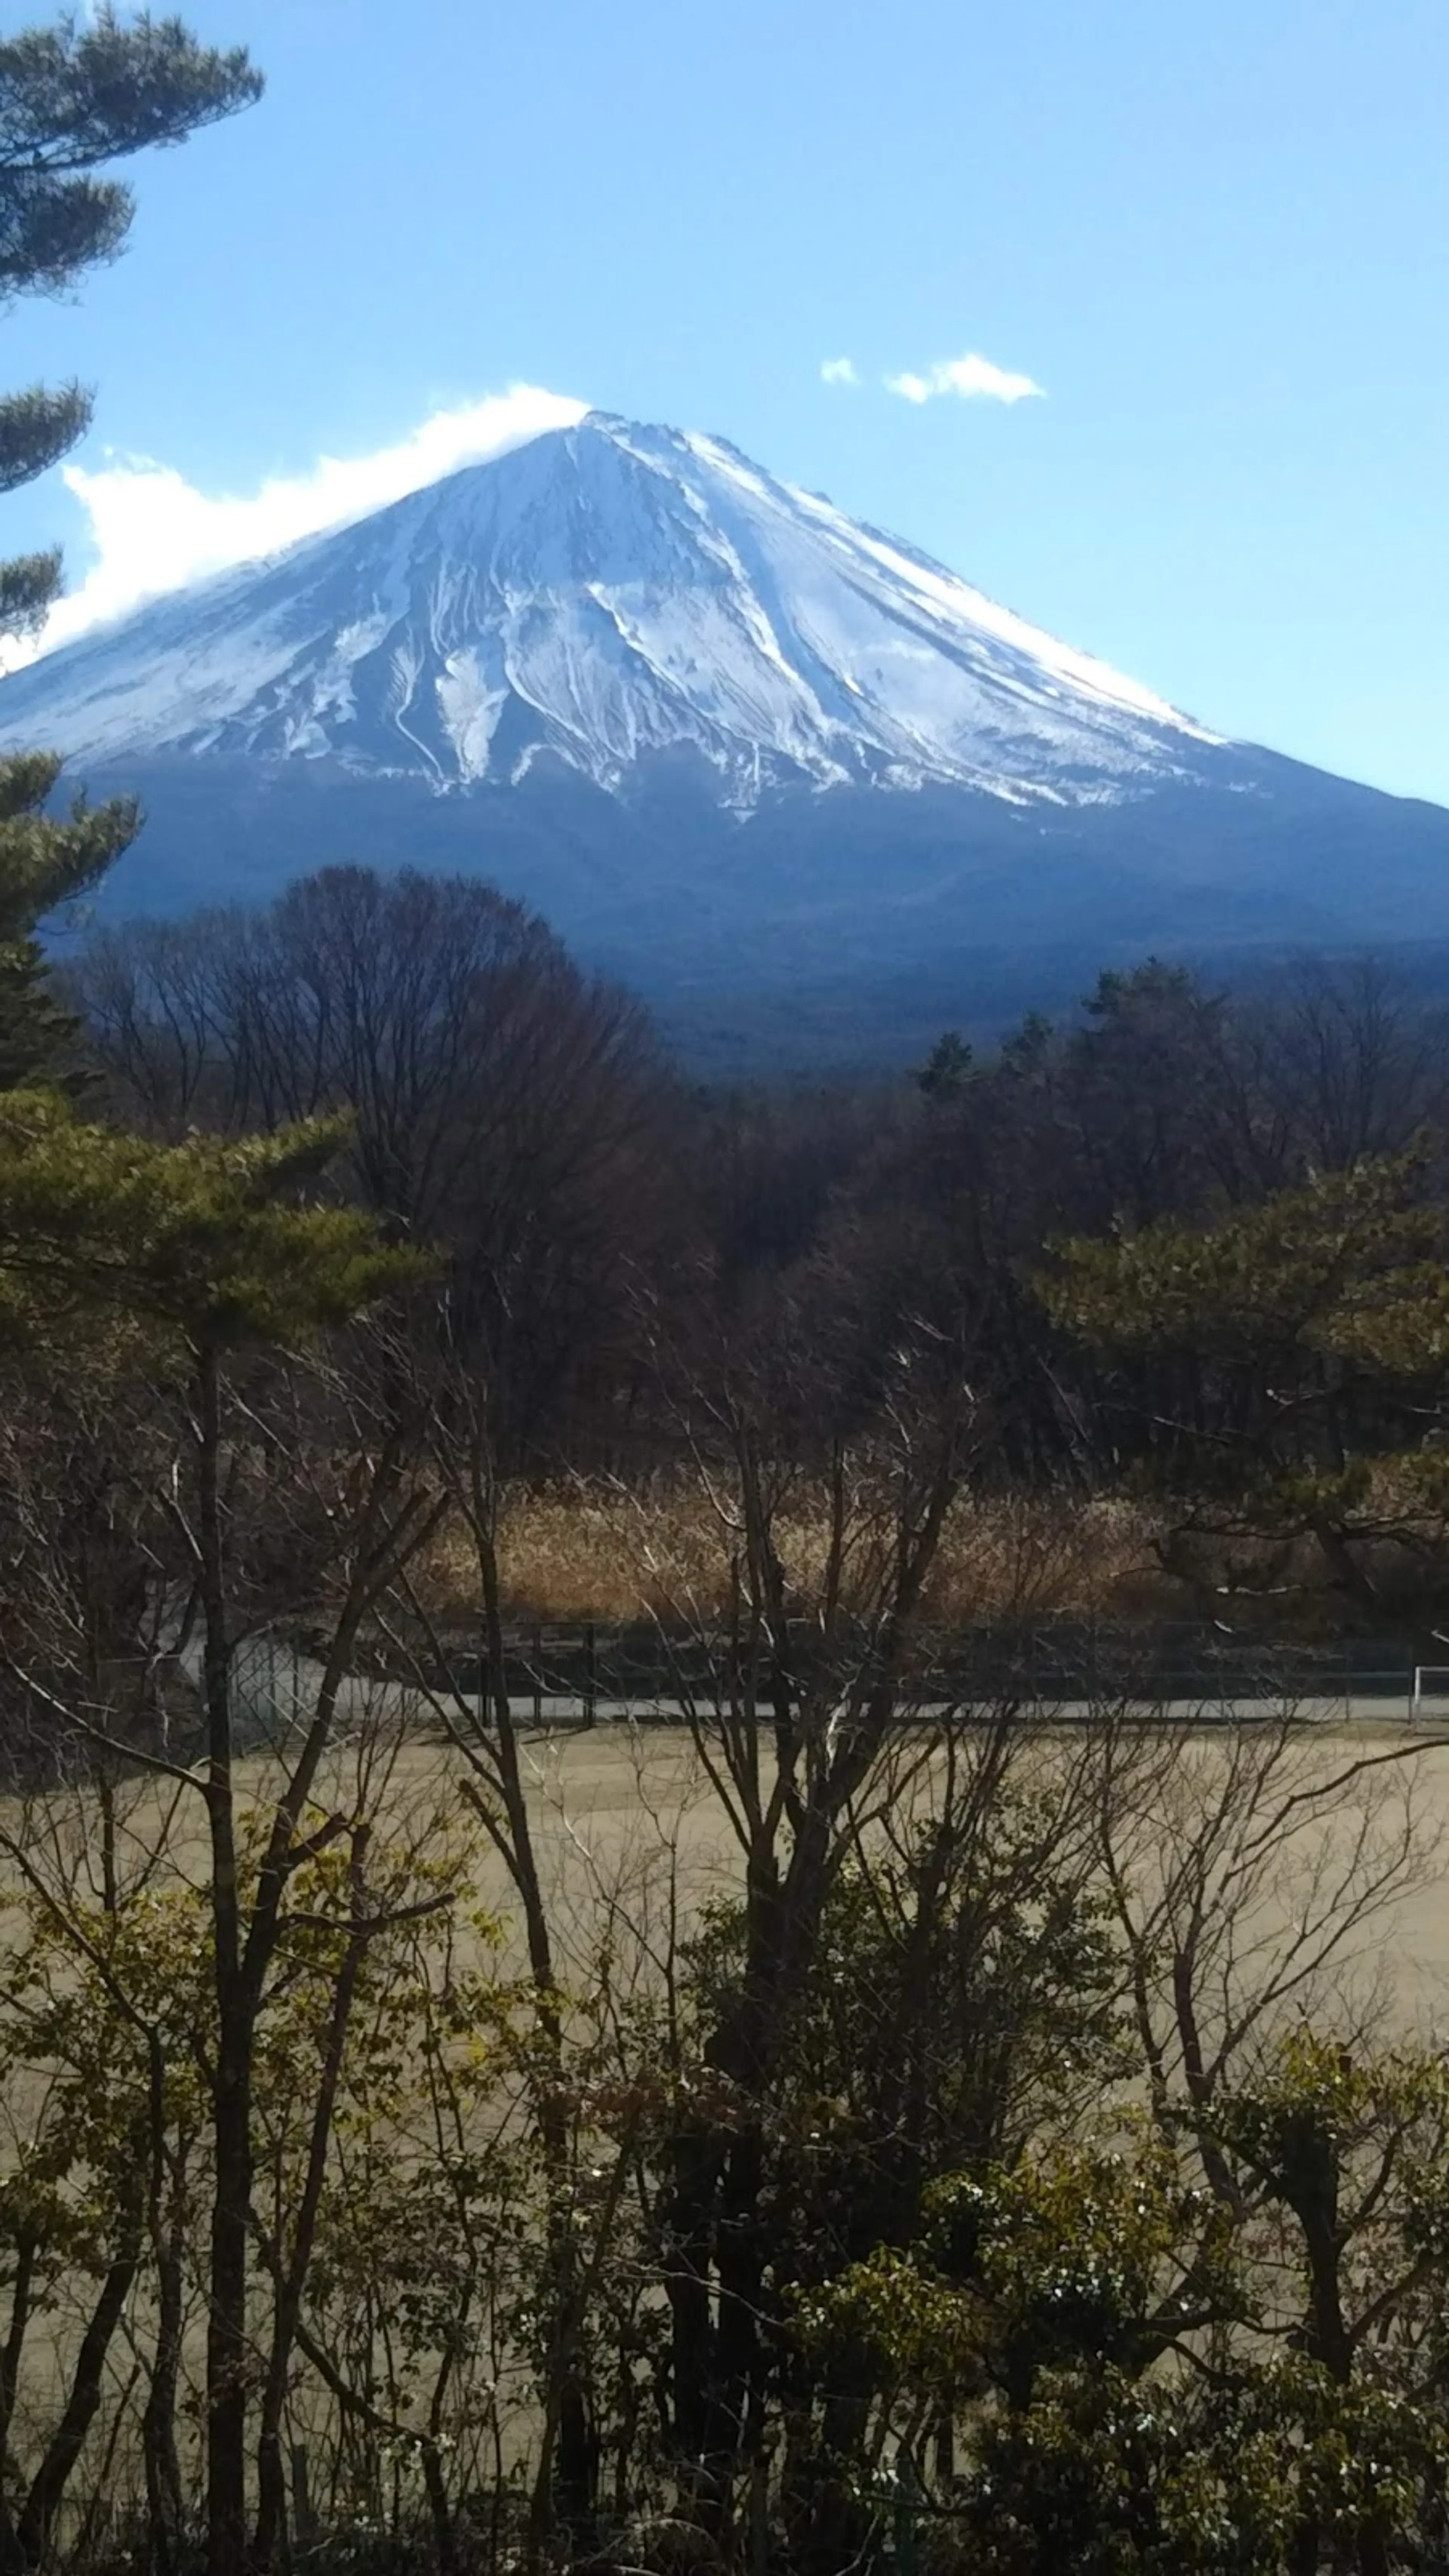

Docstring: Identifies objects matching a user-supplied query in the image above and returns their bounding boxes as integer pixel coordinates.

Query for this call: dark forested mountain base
[46,741,1449,1070]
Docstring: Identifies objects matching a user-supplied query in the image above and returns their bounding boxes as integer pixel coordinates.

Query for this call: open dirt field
[50,1714,1449,2035]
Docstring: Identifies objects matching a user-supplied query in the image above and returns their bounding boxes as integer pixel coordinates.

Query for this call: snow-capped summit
[0,410,1217,809]
[5,410,1449,1064]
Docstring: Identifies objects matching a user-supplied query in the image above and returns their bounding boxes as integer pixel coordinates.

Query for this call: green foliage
[801,2125,1235,2404]
[0,3,262,621]
[1039,1150,1449,1593]
[799,2041,1449,2574]
[0,754,138,1086]
[0,381,91,500]
[959,2356,1445,2576]
[0,1879,209,2239]
[0,9,262,311]
[961,2365,1271,2576]
[0,545,62,638]
[0,6,261,1081]
[1208,2025,1449,2190]
[931,2132,1234,2383]
[0,1807,500,2465]
[0,1093,430,1346]
[916,1030,975,1105]
[1043,1152,1449,1376]
[683,1802,1127,2257]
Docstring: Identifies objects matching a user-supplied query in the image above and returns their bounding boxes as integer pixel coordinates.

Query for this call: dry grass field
[413,1484,1160,1627]
[410,1475,1449,1636]
[449,1719,1449,2030]
[50,1713,1449,2035]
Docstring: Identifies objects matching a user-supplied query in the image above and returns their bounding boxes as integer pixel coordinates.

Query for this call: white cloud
[820,356,858,387]
[886,352,1044,406]
[31,381,589,655]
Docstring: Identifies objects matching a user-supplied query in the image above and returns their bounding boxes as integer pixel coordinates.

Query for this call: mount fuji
[5,410,1449,1058]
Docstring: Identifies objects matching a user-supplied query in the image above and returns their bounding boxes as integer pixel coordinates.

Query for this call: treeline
[71,873,1449,1627]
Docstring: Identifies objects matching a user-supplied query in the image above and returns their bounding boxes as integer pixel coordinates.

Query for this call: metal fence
[406,1616,1425,1728]
[113,1617,1435,1770]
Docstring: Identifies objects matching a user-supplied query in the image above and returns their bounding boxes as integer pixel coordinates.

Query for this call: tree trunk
[474,1489,596,2552]
[196,1340,251,2576]
[255,1873,369,2569]
[143,2193,188,2576]
[208,2019,254,2576]
[18,2238,141,2565]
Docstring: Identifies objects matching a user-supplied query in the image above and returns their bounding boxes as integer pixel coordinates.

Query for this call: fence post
[291,2445,317,2549]
[749,2446,769,2576]
[892,2452,921,2576]
[585,1619,597,1728]
[534,1621,543,1728]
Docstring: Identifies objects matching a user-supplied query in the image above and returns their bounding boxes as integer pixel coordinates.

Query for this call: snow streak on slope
[0,413,1221,811]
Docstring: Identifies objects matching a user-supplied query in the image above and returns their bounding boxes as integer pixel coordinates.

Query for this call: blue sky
[5,0,1448,803]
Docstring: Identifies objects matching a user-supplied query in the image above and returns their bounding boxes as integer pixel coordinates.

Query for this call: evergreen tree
[0,1093,426,1348]
[1040,1150,1449,1607]
[915,1027,974,1104]
[0,9,261,1084]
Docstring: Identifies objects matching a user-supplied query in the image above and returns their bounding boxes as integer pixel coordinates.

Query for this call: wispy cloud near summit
[820,357,858,387]
[34,383,587,655]
[887,352,1043,405]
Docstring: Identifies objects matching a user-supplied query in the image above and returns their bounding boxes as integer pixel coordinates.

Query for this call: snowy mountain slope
[0,412,1222,808]
[6,408,1449,1063]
